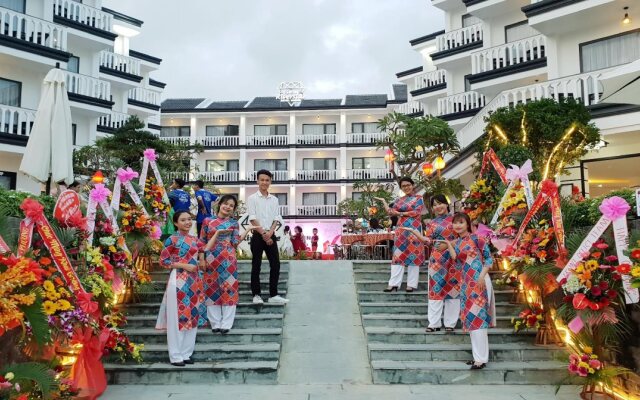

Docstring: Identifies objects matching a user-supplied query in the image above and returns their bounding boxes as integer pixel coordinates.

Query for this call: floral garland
[494,182,528,237]
[143,176,169,224]
[463,178,500,224]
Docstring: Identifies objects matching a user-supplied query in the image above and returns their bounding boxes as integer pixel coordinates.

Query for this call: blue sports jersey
[169,189,191,212]
[195,189,217,223]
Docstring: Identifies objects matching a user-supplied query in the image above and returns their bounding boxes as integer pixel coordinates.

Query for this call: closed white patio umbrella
[19,68,74,187]
[600,59,640,105]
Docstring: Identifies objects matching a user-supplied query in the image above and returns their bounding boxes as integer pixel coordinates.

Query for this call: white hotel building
[0,0,164,192]
[159,87,414,237]
[397,0,640,198]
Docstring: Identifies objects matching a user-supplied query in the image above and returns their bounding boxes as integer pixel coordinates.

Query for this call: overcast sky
[103,0,443,101]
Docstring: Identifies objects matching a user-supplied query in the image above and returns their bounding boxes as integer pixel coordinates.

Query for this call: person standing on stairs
[155,211,205,367]
[374,177,425,293]
[443,212,496,370]
[247,170,289,304]
[200,195,255,334]
[397,194,460,333]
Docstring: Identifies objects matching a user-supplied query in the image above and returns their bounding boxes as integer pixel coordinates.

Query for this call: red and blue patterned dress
[454,234,495,331]
[156,233,205,330]
[200,217,240,306]
[425,215,459,300]
[392,194,425,267]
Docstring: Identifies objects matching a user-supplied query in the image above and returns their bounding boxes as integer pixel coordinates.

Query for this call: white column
[339,113,347,143]
[190,116,197,180]
[340,184,347,203]
[340,147,347,179]
[289,185,296,216]
[289,114,296,145]
[239,149,246,180]
[239,115,247,145]
[289,148,296,180]
[239,185,246,203]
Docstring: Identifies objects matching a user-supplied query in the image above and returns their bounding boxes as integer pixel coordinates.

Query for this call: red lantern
[422,162,433,175]
[91,171,104,184]
[384,149,395,163]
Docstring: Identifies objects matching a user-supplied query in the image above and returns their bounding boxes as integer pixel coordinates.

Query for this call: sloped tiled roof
[299,99,342,108]
[246,97,294,109]
[344,94,388,107]
[161,98,205,110]
[205,101,248,110]
[392,84,408,102]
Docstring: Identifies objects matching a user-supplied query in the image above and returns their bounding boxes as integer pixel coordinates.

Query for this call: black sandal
[425,327,441,333]
[470,363,486,370]
[444,327,454,332]
[405,287,415,293]
[383,287,398,292]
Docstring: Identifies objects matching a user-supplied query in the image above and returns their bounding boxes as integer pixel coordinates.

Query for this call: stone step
[134,343,280,363]
[365,327,536,345]
[136,290,288,303]
[358,302,519,315]
[105,361,278,384]
[125,313,284,329]
[124,327,282,344]
[368,343,564,362]
[355,282,515,302]
[370,360,568,384]
[357,291,521,307]
[120,302,285,316]
[353,270,503,281]
[362,314,515,329]
[150,271,290,283]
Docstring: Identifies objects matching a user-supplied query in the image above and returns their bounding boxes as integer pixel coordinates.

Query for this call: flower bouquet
[494,182,528,237]
[617,241,640,288]
[463,178,500,224]
[512,303,543,333]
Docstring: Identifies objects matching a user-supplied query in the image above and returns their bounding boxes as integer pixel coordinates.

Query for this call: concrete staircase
[104,260,288,384]
[353,261,567,384]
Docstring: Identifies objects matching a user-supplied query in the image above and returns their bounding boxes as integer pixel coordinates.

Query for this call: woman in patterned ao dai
[156,211,205,367]
[444,212,496,370]
[200,195,255,334]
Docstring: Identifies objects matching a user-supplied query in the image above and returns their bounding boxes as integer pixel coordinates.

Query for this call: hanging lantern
[422,162,433,175]
[91,171,104,184]
[415,145,424,152]
[434,156,446,170]
[384,149,395,163]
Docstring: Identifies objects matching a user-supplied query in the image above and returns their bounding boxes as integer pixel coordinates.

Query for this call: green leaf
[19,291,51,346]
[0,362,57,399]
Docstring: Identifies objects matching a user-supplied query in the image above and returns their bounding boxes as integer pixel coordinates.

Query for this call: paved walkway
[278,260,372,384]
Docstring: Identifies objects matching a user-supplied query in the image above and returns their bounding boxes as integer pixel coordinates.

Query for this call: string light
[493,124,509,144]
[520,110,528,145]
[542,124,577,181]
[434,156,446,170]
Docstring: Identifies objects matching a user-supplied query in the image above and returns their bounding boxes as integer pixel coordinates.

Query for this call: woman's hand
[477,273,487,291]
[216,229,232,235]
[198,258,206,270]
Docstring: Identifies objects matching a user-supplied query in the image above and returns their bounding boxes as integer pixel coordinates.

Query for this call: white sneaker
[252,295,264,305]
[268,295,290,304]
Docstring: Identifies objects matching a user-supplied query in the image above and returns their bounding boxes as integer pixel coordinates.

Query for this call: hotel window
[254,124,287,136]
[462,14,481,27]
[581,30,640,73]
[351,122,379,133]
[67,56,80,74]
[0,171,16,190]
[72,124,77,145]
[352,192,363,201]
[302,158,336,170]
[206,160,239,172]
[303,192,337,206]
[505,21,539,43]
[274,193,288,205]
[302,123,336,135]
[0,78,21,107]
[0,0,25,13]
[206,125,239,136]
[352,157,385,170]
[254,159,287,171]
[160,126,190,137]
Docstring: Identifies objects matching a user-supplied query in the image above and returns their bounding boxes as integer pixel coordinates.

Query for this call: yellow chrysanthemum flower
[43,280,55,292]
[56,299,72,311]
[43,300,58,315]
[585,260,599,271]
[631,267,640,278]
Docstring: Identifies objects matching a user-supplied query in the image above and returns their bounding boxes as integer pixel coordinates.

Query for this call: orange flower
[39,257,52,266]
[54,277,64,286]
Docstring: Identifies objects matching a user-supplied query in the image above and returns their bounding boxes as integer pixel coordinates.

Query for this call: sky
[103,0,443,101]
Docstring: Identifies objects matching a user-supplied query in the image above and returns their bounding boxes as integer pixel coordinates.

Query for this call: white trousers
[470,329,489,363]
[388,264,420,289]
[167,326,197,364]
[207,305,237,330]
[428,299,460,328]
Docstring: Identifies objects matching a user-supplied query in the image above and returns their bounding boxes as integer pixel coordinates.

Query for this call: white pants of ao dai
[428,299,460,329]
[162,269,198,363]
[469,274,494,363]
[388,264,419,289]
[207,305,237,330]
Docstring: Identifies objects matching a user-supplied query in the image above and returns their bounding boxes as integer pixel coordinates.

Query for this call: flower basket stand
[580,385,615,400]
[534,312,564,346]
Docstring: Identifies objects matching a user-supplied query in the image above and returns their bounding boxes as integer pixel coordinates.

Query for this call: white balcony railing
[436,23,483,53]
[53,0,112,32]
[129,87,161,106]
[413,70,447,91]
[279,205,289,216]
[200,171,240,182]
[0,7,68,51]
[395,101,424,116]
[64,71,111,101]
[437,91,485,116]
[347,169,393,180]
[297,205,338,216]
[296,134,338,145]
[296,170,338,181]
[246,135,288,146]
[0,105,35,137]
[159,136,191,145]
[98,111,130,130]
[196,136,239,147]
[457,69,608,149]
[346,132,388,144]
[472,35,546,75]
[247,170,289,181]
[167,171,189,181]
[99,50,141,76]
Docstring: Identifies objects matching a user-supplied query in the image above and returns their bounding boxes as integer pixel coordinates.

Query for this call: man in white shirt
[247,170,289,304]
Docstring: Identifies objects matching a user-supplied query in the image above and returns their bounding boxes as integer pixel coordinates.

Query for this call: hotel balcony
[409,70,447,99]
[64,70,114,114]
[128,87,161,115]
[0,7,69,65]
[247,170,289,182]
[431,0,465,12]
[199,170,240,183]
[159,136,190,146]
[296,170,338,181]
[395,101,424,118]
[345,132,388,145]
[347,169,393,181]
[52,0,116,41]
[296,205,338,217]
[437,91,486,121]
[97,111,130,133]
[463,0,529,19]
[246,135,288,147]
[195,135,239,148]
[296,134,338,146]
[279,205,290,217]
[99,50,143,85]
[432,24,483,65]
[522,0,621,36]
[469,35,548,95]
[0,104,34,147]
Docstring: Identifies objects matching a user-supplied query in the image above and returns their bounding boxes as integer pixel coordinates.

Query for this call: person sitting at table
[369,218,382,232]
[291,226,307,256]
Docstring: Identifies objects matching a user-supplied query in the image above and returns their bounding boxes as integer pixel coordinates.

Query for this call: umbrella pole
[45,175,51,195]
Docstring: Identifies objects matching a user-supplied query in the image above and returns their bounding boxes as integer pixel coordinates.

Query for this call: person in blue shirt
[168,178,192,214]
[193,180,218,235]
